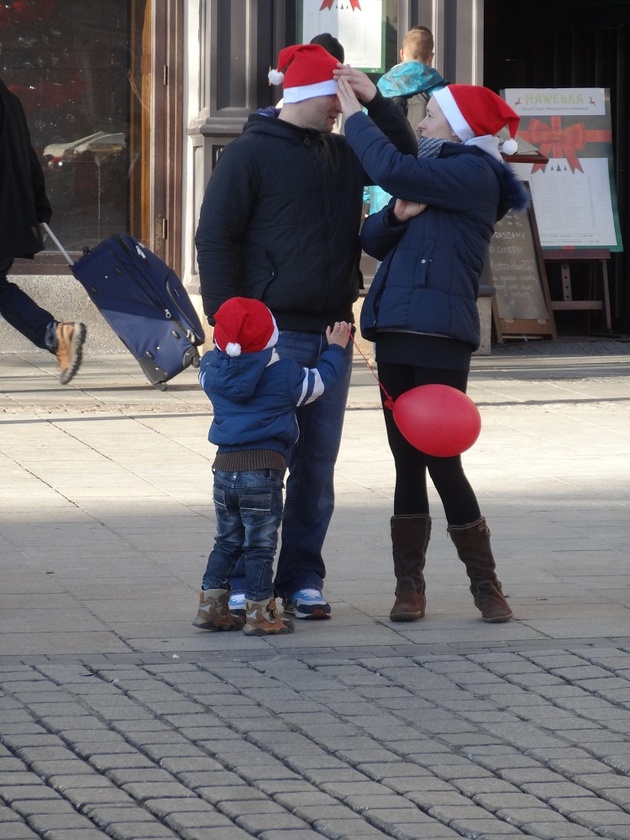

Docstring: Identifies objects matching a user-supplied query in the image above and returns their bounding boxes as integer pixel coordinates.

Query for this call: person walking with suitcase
[192,297,350,636]
[0,77,86,384]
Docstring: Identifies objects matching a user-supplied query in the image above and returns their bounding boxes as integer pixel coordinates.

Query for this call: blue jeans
[228,330,354,600]
[0,258,57,351]
[202,469,284,602]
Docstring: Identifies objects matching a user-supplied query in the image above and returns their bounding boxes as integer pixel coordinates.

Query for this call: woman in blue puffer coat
[335,71,529,625]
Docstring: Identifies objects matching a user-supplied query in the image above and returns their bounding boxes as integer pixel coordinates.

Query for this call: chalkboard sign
[485,184,556,340]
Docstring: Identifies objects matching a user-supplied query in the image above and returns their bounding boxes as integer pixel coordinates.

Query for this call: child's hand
[326,321,352,348]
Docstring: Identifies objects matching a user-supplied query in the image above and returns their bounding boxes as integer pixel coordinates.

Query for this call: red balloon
[392,384,481,457]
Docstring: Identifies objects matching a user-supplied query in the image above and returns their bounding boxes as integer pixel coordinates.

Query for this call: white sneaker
[228,592,246,614]
[283,588,331,620]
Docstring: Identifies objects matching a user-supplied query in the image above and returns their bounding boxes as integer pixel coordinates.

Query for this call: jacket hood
[201,347,277,403]
[245,110,324,143]
[377,61,446,100]
[441,143,529,220]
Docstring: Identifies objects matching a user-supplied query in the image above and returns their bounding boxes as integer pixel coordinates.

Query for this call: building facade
[3,1,629,340]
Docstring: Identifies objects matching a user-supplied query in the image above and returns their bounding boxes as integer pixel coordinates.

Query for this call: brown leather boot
[390,515,431,622]
[193,589,245,631]
[447,517,513,623]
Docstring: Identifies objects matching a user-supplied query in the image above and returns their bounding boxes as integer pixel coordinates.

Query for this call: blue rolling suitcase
[44,225,205,389]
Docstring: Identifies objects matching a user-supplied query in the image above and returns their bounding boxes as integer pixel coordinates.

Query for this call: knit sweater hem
[212,449,287,472]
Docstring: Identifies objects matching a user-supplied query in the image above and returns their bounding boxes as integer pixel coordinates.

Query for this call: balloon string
[346,325,395,411]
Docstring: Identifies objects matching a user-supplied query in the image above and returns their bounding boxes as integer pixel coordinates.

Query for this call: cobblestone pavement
[1,344,630,840]
[3,643,630,840]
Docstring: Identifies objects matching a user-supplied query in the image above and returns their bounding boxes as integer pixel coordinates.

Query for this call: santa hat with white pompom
[433,84,520,156]
[213,297,279,358]
[268,43,339,104]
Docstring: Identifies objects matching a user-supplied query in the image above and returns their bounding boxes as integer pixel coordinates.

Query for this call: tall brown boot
[390,515,431,622]
[447,517,513,623]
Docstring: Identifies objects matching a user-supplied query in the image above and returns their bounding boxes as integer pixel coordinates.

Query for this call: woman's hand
[393,199,429,222]
[336,75,363,118]
[333,65,377,104]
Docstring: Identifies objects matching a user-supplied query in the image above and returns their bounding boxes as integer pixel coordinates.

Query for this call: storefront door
[2,0,182,271]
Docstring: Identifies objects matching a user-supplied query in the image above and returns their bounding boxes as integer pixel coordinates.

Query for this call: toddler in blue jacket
[193,297,350,636]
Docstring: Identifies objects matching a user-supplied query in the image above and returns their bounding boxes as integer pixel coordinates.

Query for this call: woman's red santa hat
[268,43,339,104]
[433,84,520,155]
[213,297,279,357]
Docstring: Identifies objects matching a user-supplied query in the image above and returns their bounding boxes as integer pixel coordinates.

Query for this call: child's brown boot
[193,588,245,631]
[243,598,294,635]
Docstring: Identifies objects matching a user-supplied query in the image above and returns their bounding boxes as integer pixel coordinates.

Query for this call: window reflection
[1,0,134,250]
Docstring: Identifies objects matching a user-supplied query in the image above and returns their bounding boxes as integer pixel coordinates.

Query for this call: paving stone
[27,812,102,833]
[10,799,79,818]
[519,821,602,838]
[233,812,311,833]
[386,822,462,839]
[257,832,327,840]
[196,786,268,806]
[1,785,64,804]
[447,816,527,836]
[0,823,40,839]
[103,822,179,838]
[163,809,238,830]
[30,830,111,840]
[120,781,198,802]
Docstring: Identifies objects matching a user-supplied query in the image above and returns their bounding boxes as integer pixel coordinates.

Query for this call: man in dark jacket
[0,78,86,385]
[196,44,417,621]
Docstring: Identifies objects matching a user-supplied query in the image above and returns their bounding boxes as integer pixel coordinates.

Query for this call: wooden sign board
[484,185,556,341]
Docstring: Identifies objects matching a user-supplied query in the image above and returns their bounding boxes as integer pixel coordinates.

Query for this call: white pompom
[226,342,242,357]
[502,138,518,156]
[268,69,284,85]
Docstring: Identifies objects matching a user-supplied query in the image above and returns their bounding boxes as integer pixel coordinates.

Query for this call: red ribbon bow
[519,116,612,174]
[527,117,585,172]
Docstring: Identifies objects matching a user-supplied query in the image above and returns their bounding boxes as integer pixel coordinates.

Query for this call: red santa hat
[213,297,279,358]
[268,43,339,104]
[433,84,520,155]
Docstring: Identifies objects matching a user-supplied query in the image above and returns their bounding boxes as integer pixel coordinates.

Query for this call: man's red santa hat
[268,43,339,104]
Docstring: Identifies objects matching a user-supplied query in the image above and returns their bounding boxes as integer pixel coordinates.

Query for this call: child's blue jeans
[202,468,284,602]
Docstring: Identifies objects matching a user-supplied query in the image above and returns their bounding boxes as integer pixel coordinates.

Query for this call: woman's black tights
[377,362,481,526]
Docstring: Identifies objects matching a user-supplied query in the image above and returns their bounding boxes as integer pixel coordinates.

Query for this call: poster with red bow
[299,0,384,72]
[504,88,623,251]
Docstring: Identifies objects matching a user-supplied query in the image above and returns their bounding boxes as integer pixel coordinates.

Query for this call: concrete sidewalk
[1,341,630,839]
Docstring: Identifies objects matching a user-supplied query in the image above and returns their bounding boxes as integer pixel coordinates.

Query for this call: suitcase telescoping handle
[41,222,75,266]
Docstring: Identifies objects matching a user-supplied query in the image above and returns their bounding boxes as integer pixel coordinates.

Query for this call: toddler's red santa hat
[213,297,279,357]
[268,43,339,104]
[433,84,520,155]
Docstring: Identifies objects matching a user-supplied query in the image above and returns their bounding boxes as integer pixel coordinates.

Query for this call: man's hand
[326,321,352,348]
[333,65,377,104]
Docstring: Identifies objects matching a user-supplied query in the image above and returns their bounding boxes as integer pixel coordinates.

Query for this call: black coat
[195,91,417,333]
[0,80,52,260]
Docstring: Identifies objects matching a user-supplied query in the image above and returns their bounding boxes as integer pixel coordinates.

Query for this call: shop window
[0,0,146,252]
